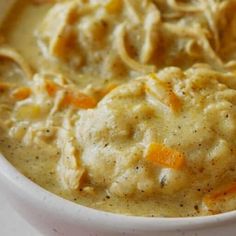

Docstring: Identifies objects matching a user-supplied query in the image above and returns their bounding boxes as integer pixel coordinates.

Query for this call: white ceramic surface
[0,192,41,236]
[1,1,236,236]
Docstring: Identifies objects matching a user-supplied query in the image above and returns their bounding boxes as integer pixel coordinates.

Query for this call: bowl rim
[1,153,236,233]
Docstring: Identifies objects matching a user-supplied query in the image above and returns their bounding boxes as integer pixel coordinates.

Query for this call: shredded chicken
[35,0,236,77]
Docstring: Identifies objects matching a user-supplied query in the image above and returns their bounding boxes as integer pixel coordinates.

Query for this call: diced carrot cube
[168,91,181,112]
[71,92,97,109]
[45,80,60,96]
[146,143,185,169]
[61,91,97,109]
[11,87,31,100]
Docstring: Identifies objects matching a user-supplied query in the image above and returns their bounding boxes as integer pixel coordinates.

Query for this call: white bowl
[1,153,236,236]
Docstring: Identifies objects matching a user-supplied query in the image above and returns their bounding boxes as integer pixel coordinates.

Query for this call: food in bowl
[0,0,236,218]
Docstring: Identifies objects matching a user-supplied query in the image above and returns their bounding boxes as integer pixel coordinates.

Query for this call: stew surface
[1,0,236,217]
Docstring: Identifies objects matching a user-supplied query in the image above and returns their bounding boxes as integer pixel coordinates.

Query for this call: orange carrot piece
[45,80,60,96]
[61,91,97,109]
[61,92,73,107]
[203,182,236,204]
[146,143,185,169]
[168,91,181,112]
[11,87,31,100]
[71,92,97,109]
